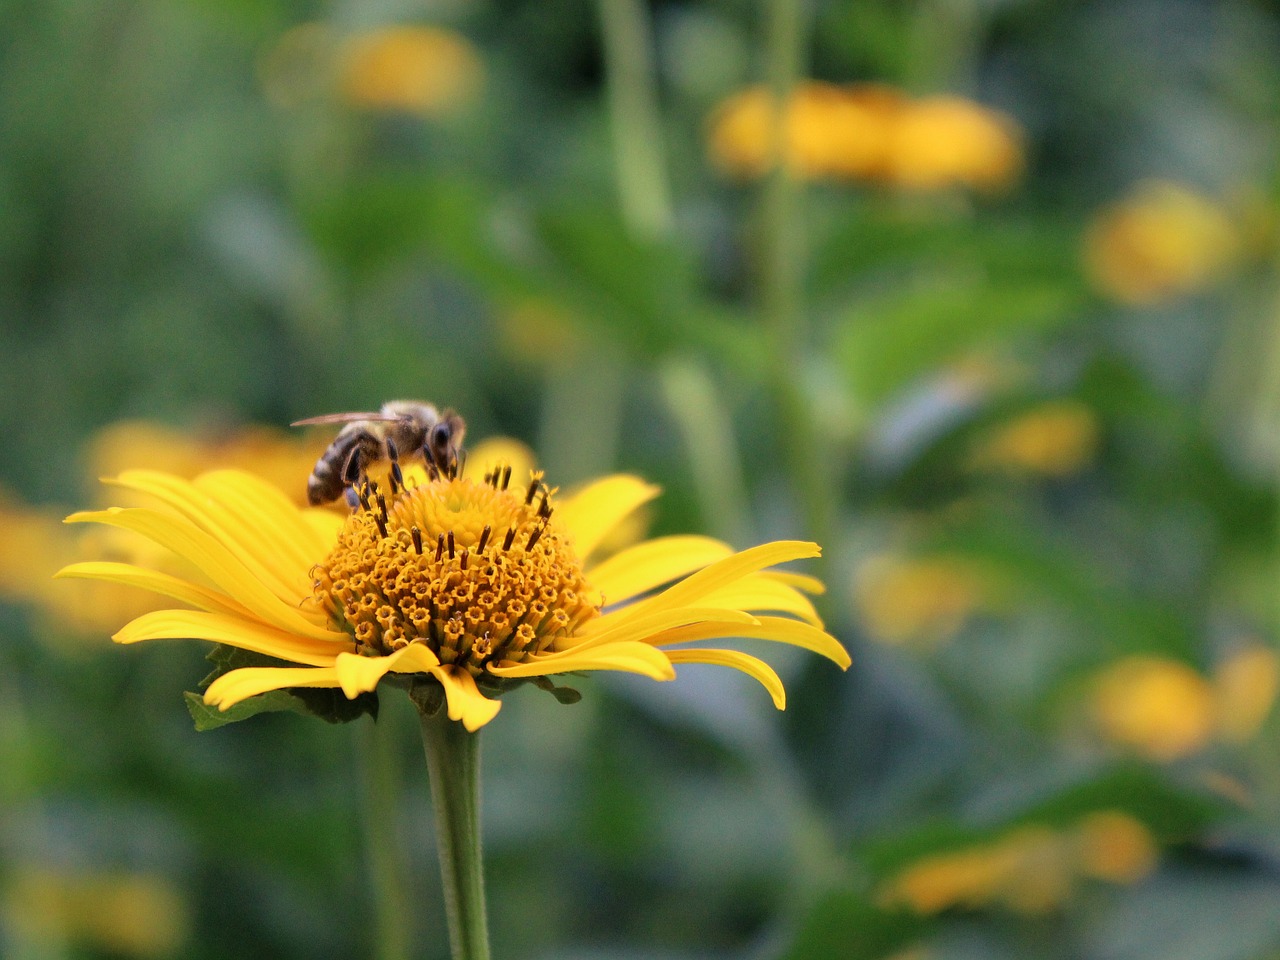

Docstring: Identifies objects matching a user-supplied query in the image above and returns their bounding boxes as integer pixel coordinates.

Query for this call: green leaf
[860,764,1229,879]
[779,887,926,960]
[185,644,377,730]
[837,273,1081,411]
[531,675,583,704]
[183,689,307,732]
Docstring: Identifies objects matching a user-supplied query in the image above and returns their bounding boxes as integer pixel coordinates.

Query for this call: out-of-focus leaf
[812,212,1085,297]
[836,274,1082,411]
[779,887,927,960]
[861,764,1227,879]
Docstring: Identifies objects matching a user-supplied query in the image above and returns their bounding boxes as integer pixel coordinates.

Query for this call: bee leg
[385,437,404,492]
[342,444,364,489]
[422,443,440,481]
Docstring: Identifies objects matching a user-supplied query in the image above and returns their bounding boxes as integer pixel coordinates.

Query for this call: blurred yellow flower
[0,486,180,642]
[3,867,188,958]
[1075,810,1158,884]
[88,420,326,509]
[879,826,1071,915]
[971,401,1100,476]
[882,95,1024,192]
[1212,642,1279,743]
[495,299,585,366]
[1091,656,1216,761]
[854,554,982,647]
[338,26,483,116]
[879,813,1156,916]
[1083,181,1242,306]
[706,82,1022,191]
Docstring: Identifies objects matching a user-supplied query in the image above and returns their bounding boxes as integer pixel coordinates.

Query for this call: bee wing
[291,412,406,427]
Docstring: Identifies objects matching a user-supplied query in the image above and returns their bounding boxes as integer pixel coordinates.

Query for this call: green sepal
[530,675,583,705]
[185,643,378,730]
[408,675,447,718]
[184,689,306,731]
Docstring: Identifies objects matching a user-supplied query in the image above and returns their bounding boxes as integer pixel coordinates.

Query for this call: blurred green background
[4,0,1280,957]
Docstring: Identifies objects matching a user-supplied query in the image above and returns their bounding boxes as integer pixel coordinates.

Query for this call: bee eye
[432,423,452,448]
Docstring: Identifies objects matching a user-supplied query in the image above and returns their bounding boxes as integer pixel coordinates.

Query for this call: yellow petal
[109,471,310,602]
[565,605,759,654]
[194,470,334,560]
[204,665,343,710]
[302,508,345,544]
[698,573,824,626]
[665,648,786,708]
[430,665,503,731]
[333,644,443,698]
[586,535,734,604]
[310,641,503,731]
[647,616,851,668]
[67,507,343,641]
[334,650,395,698]
[555,475,660,559]
[765,570,826,595]
[54,561,252,619]
[634,541,821,615]
[489,639,676,680]
[114,609,348,666]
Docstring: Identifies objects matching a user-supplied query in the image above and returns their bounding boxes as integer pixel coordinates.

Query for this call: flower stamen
[316,467,600,675]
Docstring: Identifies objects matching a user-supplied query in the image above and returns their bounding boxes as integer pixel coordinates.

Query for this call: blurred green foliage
[4,0,1280,958]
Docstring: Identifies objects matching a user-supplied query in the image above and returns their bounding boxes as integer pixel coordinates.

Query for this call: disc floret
[315,470,600,677]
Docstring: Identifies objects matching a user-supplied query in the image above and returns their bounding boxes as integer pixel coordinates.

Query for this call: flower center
[313,469,600,676]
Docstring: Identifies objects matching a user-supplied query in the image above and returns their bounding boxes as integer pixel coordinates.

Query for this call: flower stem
[418,710,490,960]
[360,718,412,960]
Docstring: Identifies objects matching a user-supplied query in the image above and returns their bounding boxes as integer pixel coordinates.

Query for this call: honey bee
[293,400,466,506]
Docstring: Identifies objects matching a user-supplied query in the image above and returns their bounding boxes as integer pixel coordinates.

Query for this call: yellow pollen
[315,472,601,678]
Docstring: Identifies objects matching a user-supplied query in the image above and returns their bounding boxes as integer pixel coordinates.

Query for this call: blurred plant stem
[597,0,673,239]
[539,0,669,483]
[419,711,490,960]
[359,717,412,960]
[539,343,626,483]
[906,0,982,92]
[660,358,751,544]
[762,0,833,565]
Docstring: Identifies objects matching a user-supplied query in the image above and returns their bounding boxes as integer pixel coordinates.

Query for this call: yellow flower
[877,826,1072,915]
[1074,810,1157,884]
[881,95,1023,192]
[87,419,326,509]
[1212,643,1279,743]
[705,83,1022,191]
[1083,181,1242,306]
[853,555,982,647]
[706,82,899,181]
[3,866,188,958]
[879,813,1156,917]
[337,26,483,116]
[57,464,849,732]
[1090,656,1216,761]
[971,401,1100,476]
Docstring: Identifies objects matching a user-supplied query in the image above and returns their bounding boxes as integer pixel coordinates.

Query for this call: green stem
[597,0,673,238]
[418,710,490,960]
[360,718,412,960]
